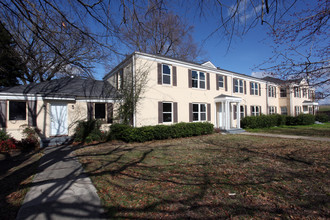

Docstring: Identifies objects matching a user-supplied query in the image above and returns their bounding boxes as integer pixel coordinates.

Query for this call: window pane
[9,101,26,120]
[200,81,205,89]
[200,104,206,112]
[193,113,199,121]
[163,113,172,122]
[239,80,243,86]
[234,79,238,86]
[199,72,205,80]
[192,71,198,79]
[219,81,223,88]
[95,103,106,119]
[192,79,198,88]
[235,86,238,93]
[163,103,172,112]
[163,64,170,75]
[240,86,243,93]
[163,75,170,84]
[200,113,206,121]
[218,76,223,87]
[193,104,198,112]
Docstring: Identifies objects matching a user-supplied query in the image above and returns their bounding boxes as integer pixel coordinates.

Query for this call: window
[280,87,287,97]
[192,70,205,89]
[95,103,106,119]
[218,75,224,88]
[9,101,26,120]
[281,107,287,115]
[234,79,243,93]
[269,106,277,115]
[294,87,300,98]
[308,90,314,99]
[303,88,307,98]
[240,106,245,119]
[250,82,259,95]
[193,103,206,122]
[303,106,308,112]
[268,86,276,97]
[162,64,171,85]
[251,106,260,116]
[162,102,172,123]
[117,69,123,89]
[295,106,301,116]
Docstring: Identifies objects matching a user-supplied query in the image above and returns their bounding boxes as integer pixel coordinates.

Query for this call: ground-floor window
[240,105,245,119]
[295,106,301,116]
[281,107,287,115]
[193,103,206,121]
[303,106,308,112]
[268,106,277,115]
[95,103,106,119]
[251,105,260,116]
[9,101,26,120]
[163,102,173,123]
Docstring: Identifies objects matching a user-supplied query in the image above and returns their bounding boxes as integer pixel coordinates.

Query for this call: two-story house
[0,51,318,140]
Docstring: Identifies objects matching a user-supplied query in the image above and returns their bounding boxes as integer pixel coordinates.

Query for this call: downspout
[132,54,136,127]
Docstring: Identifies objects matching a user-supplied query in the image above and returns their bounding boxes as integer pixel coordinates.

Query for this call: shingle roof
[262,76,303,85]
[0,77,119,99]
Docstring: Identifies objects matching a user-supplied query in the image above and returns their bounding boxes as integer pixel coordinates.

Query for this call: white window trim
[294,87,300,98]
[269,106,276,115]
[281,106,287,115]
[269,86,276,98]
[295,106,301,116]
[192,70,206,89]
[162,102,173,123]
[218,75,224,88]
[192,103,207,122]
[251,82,259,95]
[251,105,260,116]
[240,105,245,118]
[162,64,171,85]
[235,79,244,93]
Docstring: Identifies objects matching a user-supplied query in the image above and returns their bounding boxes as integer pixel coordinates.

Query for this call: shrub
[0,130,10,141]
[0,138,17,152]
[109,122,214,143]
[74,120,106,143]
[295,114,315,125]
[315,114,329,122]
[20,126,40,151]
[285,116,297,126]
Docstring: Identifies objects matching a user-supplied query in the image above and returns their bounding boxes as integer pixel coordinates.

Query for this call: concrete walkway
[242,132,330,142]
[17,145,105,220]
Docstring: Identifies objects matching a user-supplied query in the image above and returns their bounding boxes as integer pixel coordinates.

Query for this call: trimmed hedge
[315,114,329,123]
[241,114,316,129]
[74,120,107,143]
[108,122,214,143]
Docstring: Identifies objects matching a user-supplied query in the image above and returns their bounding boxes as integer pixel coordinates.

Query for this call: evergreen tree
[0,22,24,88]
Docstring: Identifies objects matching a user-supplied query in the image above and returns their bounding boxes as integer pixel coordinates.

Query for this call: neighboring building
[0,77,118,140]
[0,51,318,140]
[104,52,318,130]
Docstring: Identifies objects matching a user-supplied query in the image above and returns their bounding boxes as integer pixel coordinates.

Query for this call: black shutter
[173,102,178,123]
[87,102,94,120]
[259,84,261,96]
[0,100,6,128]
[275,87,277,98]
[207,73,210,90]
[157,63,162,85]
[207,103,211,121]
[173,66,177,86]
[250,82,253,95]
[233,79,236,93]
[188,70,192,88]
[225,76,228,91]
[244,81,247,94]
[189,103,193,122]
[158,101,163,123]
[28,100,37,126]
[216,75,219,90]
[107,103,113,123]
[245,105,247,117]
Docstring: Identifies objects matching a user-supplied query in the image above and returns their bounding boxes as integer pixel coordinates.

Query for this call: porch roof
[214,94,242,103]
[302,100,318,106]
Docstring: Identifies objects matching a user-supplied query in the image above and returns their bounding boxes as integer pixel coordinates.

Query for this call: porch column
[222,101,225,129]
[214,103,217,128]
[225,101,230,130]
[237,102,241,128]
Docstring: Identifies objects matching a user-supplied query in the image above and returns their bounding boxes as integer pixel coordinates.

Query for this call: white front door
[50,103,68,136]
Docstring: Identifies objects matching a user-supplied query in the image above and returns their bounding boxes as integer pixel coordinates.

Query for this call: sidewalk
[242,132,330,142]
[16,145,105,220]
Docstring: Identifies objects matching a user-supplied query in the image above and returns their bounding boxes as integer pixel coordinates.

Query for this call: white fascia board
[76,98,117,103]
[43,97,76,101]
[136,53,267,84]
[103,56,133,80]
[0,93,43,101]
[214,97,242,103]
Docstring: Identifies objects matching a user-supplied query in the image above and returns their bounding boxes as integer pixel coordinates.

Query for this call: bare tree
[120,0,201,61]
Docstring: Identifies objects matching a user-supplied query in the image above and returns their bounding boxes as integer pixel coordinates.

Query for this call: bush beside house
[0,127,39,152]
[241,114,316,129]
[73,120,107,144]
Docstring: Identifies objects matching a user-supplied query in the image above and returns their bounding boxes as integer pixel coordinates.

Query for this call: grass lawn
[0,151,42,219]
[75,134,330,219]
[245,123,330,137]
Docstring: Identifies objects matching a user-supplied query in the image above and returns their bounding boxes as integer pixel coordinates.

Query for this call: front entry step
[41,136,73,148]
[221,128,245,134]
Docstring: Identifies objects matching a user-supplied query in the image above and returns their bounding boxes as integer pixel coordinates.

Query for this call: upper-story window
[250,82,259,95]
[218,75,224,88]
[192,71,205,89]
[294,87,300,98]
[280,87,287,97]
[303,88,307,98]
[308,90,314,99]
[268,86,276,97]
[162,64,171,85]
[234,79,244,93]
